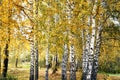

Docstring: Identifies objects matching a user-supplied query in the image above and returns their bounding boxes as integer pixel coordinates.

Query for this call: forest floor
[5,62,120,80]
[7,68,120,80]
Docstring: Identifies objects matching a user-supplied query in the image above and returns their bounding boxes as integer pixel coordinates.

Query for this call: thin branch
[13,2,31,11]
[22,9,34,24]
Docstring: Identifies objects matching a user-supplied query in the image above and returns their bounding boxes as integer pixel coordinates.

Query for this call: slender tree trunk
[86,18,96,80]
[29,0,39,79]
[92,25,102,80]
[81,30,86,80]
[45,17,50,80]
[45,45,49,80]
[70,44,76,80]
[30,41,35,80]
[2,26,10,78]
[91,1,106,79]
[29,0,34,79]
[29,36,38,80]
[34,42,38,80]
[81,31,90,80]
[52,54,58,74]
[30,38,38,80]
[2,0,11,76]
[65,1,76,79]
[0,18,1,75]
[0,47,1,75]
[34,0,39,79]
[84,1,97,80]
[75,59,78,71]
[61,44,68,80]
[15,57,18,68]
[2,44,9,77]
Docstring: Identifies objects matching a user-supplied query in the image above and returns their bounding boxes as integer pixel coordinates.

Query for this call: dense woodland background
[0,0,120,80]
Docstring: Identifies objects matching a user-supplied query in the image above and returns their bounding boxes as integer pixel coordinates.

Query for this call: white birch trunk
[45,18,50,80]
[52,54,58,74]
[0,47,1,75]
[29,0,39,80]
[30,39,38,80]
[65,1,76,79]
[45,44,49,80]
[86,20,96,80]
[82,30,90,80]
[30,40,35,80]
[92,25,102,80]
[29,1,35,80]
[34,0,39,80]
[91,1,107,79]
[61,44,68,80]
[34,41,38,80]
[70,44,76,80]
[86,1,97,80]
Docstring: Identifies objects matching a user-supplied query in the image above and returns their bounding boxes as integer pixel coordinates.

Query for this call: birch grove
[0,0,120,80]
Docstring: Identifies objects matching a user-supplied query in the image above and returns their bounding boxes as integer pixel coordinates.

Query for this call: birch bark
[82,1,98,80]
[45,43,49,80]
[82,30,90,80]
[92,25,102,80]
[0,46,2,75]
[30,40,35,80]
[34,0,39,79]
[70,44,76,80]
[61,44,68,80]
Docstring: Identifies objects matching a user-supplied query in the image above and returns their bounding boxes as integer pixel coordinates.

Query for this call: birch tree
[61,43,68,80]
[69,43,76,80]
[86,1,97,79]
[91,0,118,79]
[14,0,39,79]
[81,0,111,79]
[1,0,12,77]
[0,46,1,75]
[61,1,70,79]
[66,0,76,80]
[0,13,1,75]
[81,0,98,79]
[92,24,102,80]
[29,0,39,79]
[45,19,50,80]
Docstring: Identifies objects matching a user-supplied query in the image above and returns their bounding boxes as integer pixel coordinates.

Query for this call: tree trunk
[85,1,97,80]
[45,46,49,80]
[2,44,9,77]
[30,40,38,80]
[34,0,39,80]
[52,54,58,74]
[29,36,38,80]
[86,18,96,80]
[61,44,68,80]
[70,44,76,80]
[91,1,106,79]
[92,25,102,80]
[34,42,38,80]
[29,0,39,79]
[29,0,34,79]
[30,41,35,80]
[0,47,1,75]
[15,57,18,68]
[45,65,49,80]
[81,31,90,80]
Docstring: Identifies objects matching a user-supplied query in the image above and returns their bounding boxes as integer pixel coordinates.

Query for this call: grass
[7,68,120,80]
[108,73,120,77]
[0,75,17,80]
[2,63,119,80]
